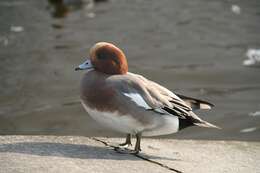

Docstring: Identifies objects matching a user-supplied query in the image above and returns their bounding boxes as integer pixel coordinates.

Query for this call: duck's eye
[85,62,89,65]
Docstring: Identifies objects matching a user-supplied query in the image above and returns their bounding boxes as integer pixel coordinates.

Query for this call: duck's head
[75,42,128,75]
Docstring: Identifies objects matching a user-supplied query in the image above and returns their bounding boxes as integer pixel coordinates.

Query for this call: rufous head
[75,42,128,75]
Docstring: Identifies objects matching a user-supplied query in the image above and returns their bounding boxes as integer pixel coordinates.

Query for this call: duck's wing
[175,94,214,110]
[113,73,219,129]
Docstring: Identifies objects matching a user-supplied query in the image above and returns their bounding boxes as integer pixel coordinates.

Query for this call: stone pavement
[0,136,259,173]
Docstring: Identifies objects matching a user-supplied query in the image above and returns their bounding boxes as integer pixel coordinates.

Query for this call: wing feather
[109,73,219,128]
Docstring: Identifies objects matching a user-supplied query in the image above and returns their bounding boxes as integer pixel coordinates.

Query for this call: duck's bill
[75,59,94,71]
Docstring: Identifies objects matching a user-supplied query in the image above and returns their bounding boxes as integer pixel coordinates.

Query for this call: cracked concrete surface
[0,136,259,173]
[91,137,182,173]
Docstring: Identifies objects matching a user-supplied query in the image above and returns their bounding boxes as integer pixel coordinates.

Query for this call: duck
[75,42,219,154]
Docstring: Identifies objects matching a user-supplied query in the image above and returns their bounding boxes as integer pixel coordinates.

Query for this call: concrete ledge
[0,136,259,173]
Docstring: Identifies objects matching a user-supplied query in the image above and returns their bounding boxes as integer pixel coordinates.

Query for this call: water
[0,0,260,141]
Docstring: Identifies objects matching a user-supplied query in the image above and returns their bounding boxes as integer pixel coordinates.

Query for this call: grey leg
[115,133,142,154]
[134,133,142,154]
[119,134,132,147]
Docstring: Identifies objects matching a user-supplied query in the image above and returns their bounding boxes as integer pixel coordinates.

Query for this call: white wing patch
[123,93,151,109]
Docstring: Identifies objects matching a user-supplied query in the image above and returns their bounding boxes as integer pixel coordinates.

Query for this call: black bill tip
[75,67,81,71]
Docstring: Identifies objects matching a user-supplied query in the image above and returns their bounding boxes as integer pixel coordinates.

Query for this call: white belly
[82,102,144,134]
[82,102,179,136]
[142,114,179,136]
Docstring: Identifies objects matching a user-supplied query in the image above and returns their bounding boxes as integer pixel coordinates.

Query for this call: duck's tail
[194,120,221,129]
[187,111,221,129]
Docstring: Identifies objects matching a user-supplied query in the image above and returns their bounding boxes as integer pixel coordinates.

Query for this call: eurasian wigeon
[76,42,219,154]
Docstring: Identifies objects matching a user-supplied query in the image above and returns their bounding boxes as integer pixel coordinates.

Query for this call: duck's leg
[119,134,132,147]
[134,132,142,154]
[115,133,142,154]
